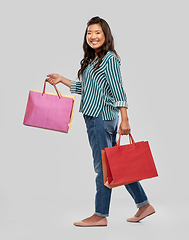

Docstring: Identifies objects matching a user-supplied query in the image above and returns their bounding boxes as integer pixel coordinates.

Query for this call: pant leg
[125,182,149,208]
[83,113,118,217]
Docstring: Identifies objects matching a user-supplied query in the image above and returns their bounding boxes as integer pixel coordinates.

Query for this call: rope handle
[42,80,62,99]
[117,133,135,147]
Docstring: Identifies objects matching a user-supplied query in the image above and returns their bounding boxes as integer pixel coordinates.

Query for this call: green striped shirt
[70,51,128,120]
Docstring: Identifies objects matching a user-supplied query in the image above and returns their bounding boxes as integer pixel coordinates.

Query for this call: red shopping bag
[23,80,75,133]
[101,134,158,189]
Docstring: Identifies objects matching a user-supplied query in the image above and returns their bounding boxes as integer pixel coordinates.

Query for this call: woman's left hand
[118,120,131,135]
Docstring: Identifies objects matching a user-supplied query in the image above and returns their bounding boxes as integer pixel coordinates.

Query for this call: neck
[95,47,102,56]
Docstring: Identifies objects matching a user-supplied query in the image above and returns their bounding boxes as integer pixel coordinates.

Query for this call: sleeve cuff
[70,80,77,93]
[115,101,128,109]
[70,80,82,95]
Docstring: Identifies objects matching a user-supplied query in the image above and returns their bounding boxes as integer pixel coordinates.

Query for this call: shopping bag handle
[117,133,135,147]
[42,80,62,99]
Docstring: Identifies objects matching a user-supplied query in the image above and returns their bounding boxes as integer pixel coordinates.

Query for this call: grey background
[0,0,188,239]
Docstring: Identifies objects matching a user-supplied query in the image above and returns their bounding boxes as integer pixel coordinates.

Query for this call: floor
[0,196,186,240]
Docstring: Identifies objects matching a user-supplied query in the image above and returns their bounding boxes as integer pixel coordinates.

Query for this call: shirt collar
[90,56,98,65]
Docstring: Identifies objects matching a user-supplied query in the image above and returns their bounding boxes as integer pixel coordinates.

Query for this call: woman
[46,16,155,227]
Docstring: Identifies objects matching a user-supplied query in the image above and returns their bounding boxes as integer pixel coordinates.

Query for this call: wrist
[119,107,129,120]
[60,76,65,84]
[121,116,129,121]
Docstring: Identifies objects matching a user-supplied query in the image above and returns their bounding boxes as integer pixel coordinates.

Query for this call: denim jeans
[83,112,149,217]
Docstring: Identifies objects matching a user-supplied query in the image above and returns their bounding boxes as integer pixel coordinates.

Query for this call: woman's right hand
[45,73,63,86]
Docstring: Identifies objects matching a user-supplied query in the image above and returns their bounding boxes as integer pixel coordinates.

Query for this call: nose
[91,33,97,39]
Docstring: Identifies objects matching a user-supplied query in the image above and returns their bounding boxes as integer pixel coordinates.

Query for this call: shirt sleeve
[105,56,128,108]
[70,80,82,95]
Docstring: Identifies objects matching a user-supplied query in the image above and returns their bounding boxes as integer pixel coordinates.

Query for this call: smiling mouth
[91,41,99,45]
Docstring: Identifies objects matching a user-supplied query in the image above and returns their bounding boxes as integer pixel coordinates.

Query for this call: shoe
[74,217,107,227]
[127,205,155,222]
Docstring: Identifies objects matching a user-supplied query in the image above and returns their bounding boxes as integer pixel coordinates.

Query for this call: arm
[45,73,82,95]
[105,56,130,135]
[105,56,128,108]
[119,107,131,135]
[45,73,71,88]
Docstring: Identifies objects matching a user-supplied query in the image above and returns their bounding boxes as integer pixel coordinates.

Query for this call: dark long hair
[77,16,120,80]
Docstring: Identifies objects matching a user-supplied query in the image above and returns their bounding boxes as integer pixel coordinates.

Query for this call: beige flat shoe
[74,217,107,227]
[127,205,155,222]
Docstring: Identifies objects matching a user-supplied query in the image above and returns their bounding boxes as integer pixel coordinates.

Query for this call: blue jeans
[83,112,149,217]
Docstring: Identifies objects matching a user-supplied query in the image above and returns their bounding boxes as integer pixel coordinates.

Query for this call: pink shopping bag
[23,80,75,133]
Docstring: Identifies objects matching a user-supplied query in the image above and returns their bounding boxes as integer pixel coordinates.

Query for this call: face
[86,24,105,52]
